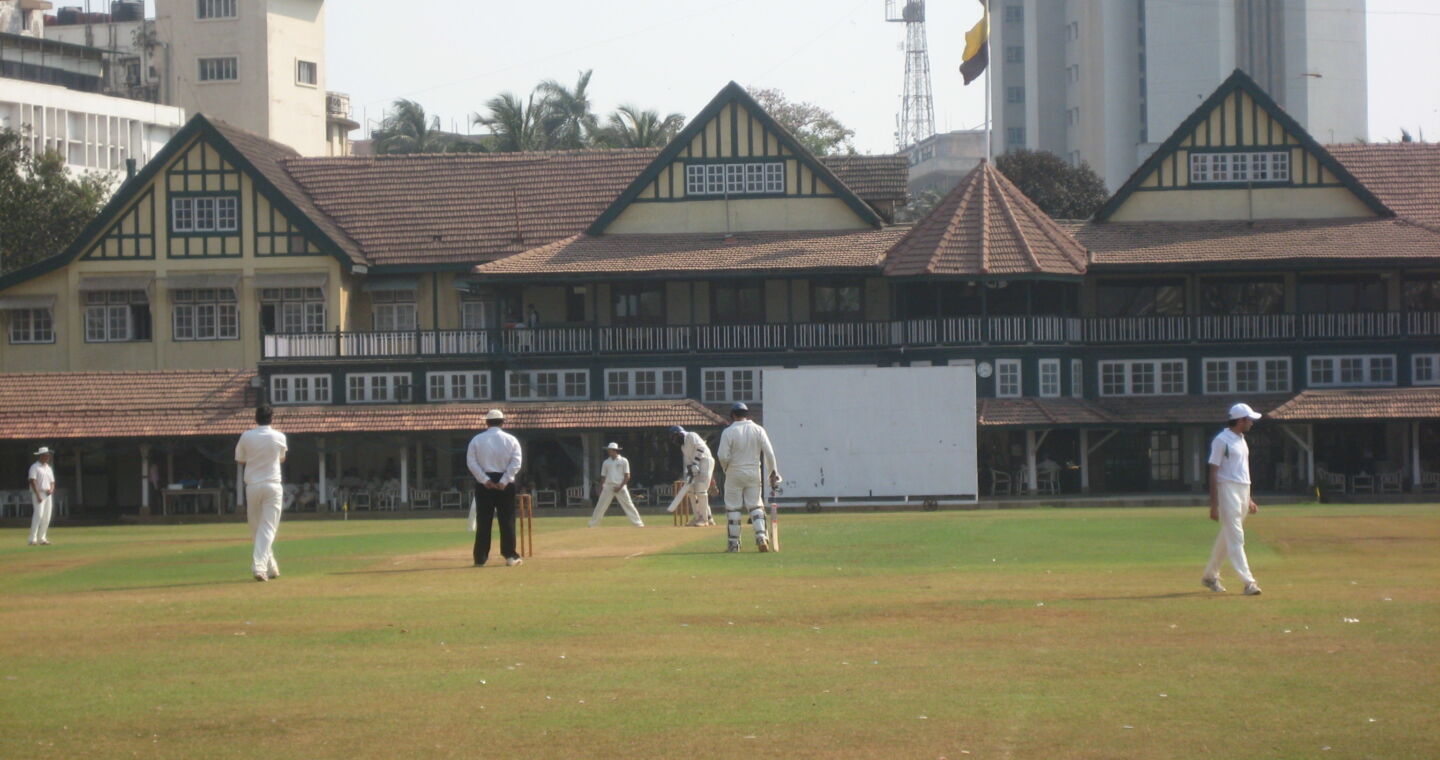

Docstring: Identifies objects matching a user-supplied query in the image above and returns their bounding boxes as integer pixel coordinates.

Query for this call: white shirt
[236,425,288,486]
[467,426,523,485]
[1208,428,1250,485]
[29,461,54,498]
[601,455,630,485]
[717,419,780,480]
[681,431,712,467]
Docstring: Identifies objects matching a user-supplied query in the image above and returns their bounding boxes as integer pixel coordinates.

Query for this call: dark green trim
[585,82,885,234]
[629,192,840,204]
[729,101,739,157]
[369,263,474,275]
[1093,69,1393,222]
[83,187,157,261]
[675,156,787,165]
[165,190,243,241]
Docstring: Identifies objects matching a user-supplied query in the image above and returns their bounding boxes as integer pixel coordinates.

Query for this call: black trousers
[473,475,518,565]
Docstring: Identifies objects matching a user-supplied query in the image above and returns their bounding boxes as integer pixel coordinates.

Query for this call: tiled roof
[0,370,724,439]
[979,395,1291,427]
[819,155,910,204]
[475,228,911,277]
[884,161,1088,277]
[1269,388,1440,421]
[1062,217,1440,267]
[1328,143,1440,229]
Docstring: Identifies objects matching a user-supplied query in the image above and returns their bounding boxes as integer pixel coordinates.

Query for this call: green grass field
[2,504,1437,759]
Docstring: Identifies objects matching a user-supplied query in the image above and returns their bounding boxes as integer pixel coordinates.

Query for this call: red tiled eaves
[1269,388,1440,422]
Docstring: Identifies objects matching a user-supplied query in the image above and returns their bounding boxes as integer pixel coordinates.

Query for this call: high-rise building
[990,0,1368,192]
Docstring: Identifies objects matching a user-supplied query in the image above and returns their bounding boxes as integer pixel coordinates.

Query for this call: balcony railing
[261,311,1440,360]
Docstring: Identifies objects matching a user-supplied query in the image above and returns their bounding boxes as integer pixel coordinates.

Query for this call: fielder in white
[1202,402,1263,596]
[590,442,644,527]
[669,424,715,526]
[716,402,780,552]
[235,405,288,583]
[27,446,56,546]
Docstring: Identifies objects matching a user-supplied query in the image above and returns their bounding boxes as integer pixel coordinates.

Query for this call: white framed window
[197,0,237,19]
[1308,355,1397,388]
[685,164,706,195]
[8,308,54,344]
[684,162,786,196]
[346,373,412,403]
[1099,360,1187,396]
[507,370,588,400]
[260,287,325,334]
[702,367,765,404]
[1070,358,1083,398]
[1203,357,1291,394]
[1038,359,1061,398]
[197,56,238,82]
[372,290,417,331]
[271,374,330,405]
[1413,354,1440,386]
[85,290,149,342]
[460,297,493,329]
[605,368,685,400]
[296,60,317,87]
[996,359,1022,398]
[171,196,239,232]
[172,288,238,341]
[1190,151,1290,185]
[427,371,491,402]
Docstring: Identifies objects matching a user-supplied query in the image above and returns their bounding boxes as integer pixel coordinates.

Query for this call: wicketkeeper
[668,424,715,526]
[716,402,780,552]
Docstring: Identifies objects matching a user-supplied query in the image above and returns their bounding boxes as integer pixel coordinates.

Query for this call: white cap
[33,446,53,456]
[604,442,622,451]
[1228,403,1262,420]
[485,409,505,421]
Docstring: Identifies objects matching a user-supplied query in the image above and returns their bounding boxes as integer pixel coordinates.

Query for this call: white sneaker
[267,570,280,580]
[1202,577,1226,593]
[39,539,51,545]
[253,572,268,582]
[1243,583,1262,596]
[506,557,523,567]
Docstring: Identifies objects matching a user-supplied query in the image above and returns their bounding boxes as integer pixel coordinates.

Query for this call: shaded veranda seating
[1350,472,1375,494]
[533,489,557,509]
[1377,471,1404,494]
[989,468,1012,496]
[1418,471,1440,494]
[566,486,588,505]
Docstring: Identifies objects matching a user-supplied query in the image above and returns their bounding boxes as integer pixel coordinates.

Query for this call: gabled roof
[1328,142,1440,230]
[884,161,1087,277]
[1094,69,1392,223]
[584,82,886,234]
[1269,388,1440,422]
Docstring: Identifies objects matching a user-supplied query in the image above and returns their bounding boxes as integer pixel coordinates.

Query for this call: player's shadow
[332,565,480,576]
[1067,592,1202,601]
[86,579,257,592]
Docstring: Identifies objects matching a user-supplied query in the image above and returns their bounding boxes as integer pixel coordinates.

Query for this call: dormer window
[1189,151,1290,185]
[685,161,785,196]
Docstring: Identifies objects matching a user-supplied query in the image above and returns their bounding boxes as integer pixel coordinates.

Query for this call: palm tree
[473,91,551,152]
[535,69,598,149]
[596,104,686,149]
[373,99,455,154]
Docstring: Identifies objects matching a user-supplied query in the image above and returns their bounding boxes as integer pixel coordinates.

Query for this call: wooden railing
[260,311,1440,360]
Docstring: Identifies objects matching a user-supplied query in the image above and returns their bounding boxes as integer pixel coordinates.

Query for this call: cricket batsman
[668,425,716,526]
[716,402,780,552]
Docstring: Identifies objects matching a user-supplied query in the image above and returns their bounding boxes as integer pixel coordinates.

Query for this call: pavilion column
[1079,429,1089,493]
[399,440,409,507]
[415,440,425,491]
[318,437,328,511]
[1413,422,1422,488]
[1306,425,1316,486]
[140,444,152,516]
[73,447,83,509]
[582,433,594,500]
[1025,430,1038,494]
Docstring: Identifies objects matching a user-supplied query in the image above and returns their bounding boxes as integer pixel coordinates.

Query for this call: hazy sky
[151,0,1440,152]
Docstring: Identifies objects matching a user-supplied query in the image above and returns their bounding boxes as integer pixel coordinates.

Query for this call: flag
[960,0,990,85]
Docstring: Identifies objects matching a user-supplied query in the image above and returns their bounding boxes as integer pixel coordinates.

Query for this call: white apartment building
[990,0,1368,192]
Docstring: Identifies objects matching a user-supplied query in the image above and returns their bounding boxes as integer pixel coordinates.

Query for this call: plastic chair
[989,468,1012,496]
[566,486,588,505]
[1035,469,1060,495]
[410,489,433,509]
[1378,471,1404,494]
[440,490,463,509]
[534,489,557,509]
[1350,472,1375,494]
[1419,471,1440,494]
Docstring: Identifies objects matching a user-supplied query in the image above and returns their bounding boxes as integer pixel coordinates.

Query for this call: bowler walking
[467,409,525,566]
[235,405,287,582]
[27,446,55,546]
[1202,402,1263,596]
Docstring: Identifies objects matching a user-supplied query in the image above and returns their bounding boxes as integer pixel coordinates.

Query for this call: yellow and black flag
[960,0,990,85]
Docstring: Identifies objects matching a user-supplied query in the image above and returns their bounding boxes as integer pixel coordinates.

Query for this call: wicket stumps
[671,480,693,526]
[517,492,534,557]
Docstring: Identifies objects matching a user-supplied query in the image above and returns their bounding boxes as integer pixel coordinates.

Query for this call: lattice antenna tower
[886,0,935,151]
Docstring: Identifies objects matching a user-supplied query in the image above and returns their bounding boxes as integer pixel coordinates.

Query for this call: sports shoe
[39,539,51,545]
[756,536,770,553]
[253,572,268,582]
[1243,583,1262,596]
[27,540,38,546]
[267,570,280,580]
[506,557,523,567]
[726,543,740,553]
[1202,577,1226,593]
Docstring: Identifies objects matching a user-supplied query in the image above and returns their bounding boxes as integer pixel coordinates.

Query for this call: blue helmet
[730,402,749,414]
[667,425,686,436]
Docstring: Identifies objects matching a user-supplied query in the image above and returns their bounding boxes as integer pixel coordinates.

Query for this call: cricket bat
[767,487,781,552]
[666,479,692,513]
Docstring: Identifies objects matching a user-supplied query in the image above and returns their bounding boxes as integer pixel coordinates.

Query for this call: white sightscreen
[761,365,977,501]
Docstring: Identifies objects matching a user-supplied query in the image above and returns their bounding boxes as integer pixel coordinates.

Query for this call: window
[702,368,764,403]
[171,196,239,233]
[1402,275,1440,311]
[296,60,317,86]
[996,359,1022,398]
[372,290,417,331]
[606,368,686,399]
[1189,151,1290,185]
[1070,358,1083,397]
[507,370,588,401]
[684,161,785,196]
[1198,277,1284,315]
[613,283,664,325]
[1005,127,1025,146]
[1414,354,1440,386]
[85,290,151,342]
[197,56,238,82]
[197,0,236,19]
[260,287,325,334]
[1308,355,1396,388]
[1005,86,1025,104]
[1038,359,1061,398]
[712,282,764,324]
[271,374,330,405]
[1004,46,1024,64]
[1203,357,1290,394]
[460,296,495,329]
[172,288,237,341]
[427,371,491,402]
[812,280,863,322]
[1095,279,1185,317]
[8,308,53,344]
[347,373,412,403]
[1099,360,1187,396]
[1003,5,1022,23]
[1297,275,1385,313]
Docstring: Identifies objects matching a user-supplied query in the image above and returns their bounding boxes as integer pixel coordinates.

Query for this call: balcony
[260,311,1440,361]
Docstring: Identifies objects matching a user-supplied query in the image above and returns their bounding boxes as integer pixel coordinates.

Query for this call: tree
[994,149,1109,219]
[373,99,471,154]
[595,104,685,149]
[535,69,599,149]
[747,87,855,156]
[474,91,552,152]
[895,189,942,223]
[0,128,110,274]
